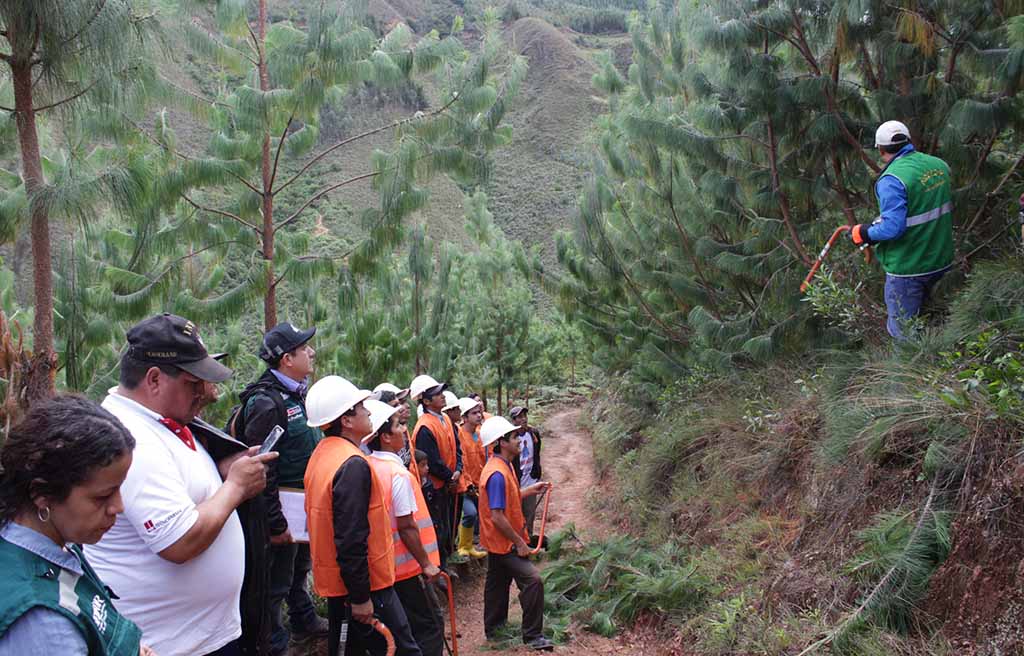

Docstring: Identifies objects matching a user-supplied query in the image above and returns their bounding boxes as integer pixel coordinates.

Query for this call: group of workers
[0,313,555,656]
[0,117,954,656]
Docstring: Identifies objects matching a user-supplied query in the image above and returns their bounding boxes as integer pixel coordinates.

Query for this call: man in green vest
[237,323,328,655]
[851,120,954,339]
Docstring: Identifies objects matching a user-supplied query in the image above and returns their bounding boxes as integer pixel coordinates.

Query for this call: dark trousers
[204,640,242,656]
[522,492,540,537]
[449,493,462,547]
[393,576,444,656]
[483,552,544,643]
[425,488,451,568]
[326,587,422,656]
[269,542,318,651]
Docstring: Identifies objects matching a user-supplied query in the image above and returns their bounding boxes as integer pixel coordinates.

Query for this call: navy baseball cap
[259,322,316,362]
[126,314,232,383]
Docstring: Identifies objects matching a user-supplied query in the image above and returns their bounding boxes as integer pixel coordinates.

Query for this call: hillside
[487,17,606,269]
[180,1,620,272]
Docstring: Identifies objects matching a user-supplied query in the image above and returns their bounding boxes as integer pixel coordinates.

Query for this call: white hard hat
[442,391,460,412]
[364,399,399,438]
[875,120,911,147]
[409,374,445,401]
[305,375,370,427]
[373,382,409,400]
[458,397,482,415]
[480,416,518,448]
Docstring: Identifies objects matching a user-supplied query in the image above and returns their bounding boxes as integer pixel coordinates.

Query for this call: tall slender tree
[134,0,525,331]
[0,0,156,401]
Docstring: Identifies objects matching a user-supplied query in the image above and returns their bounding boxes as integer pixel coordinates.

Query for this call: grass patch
[541,527,712,638]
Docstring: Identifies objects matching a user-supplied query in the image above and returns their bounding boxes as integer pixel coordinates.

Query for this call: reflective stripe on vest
[0,539,144,656]
[411,413,458,490]
[876,151,954,276]
[369,455,441,581]
[304,437,396,597]
[904,200,953,227]
[478,456,527,555]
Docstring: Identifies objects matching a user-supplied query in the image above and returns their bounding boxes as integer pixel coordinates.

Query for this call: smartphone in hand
[258,425,285,455]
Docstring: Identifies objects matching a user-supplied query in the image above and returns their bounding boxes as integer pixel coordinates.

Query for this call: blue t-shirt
[485,471,507,510]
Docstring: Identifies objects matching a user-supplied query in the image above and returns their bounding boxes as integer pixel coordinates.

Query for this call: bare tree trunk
[12,57,56,401]
[258,0,277,330]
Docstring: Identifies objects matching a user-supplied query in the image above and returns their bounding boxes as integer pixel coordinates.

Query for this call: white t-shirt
[519,432,539,488]
[369,451,417,523]
[84,392,244,656]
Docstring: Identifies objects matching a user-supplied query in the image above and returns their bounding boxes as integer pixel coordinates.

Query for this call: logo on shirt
[143,520,155,532]
[92,596,108,633]
[287,405,303,421]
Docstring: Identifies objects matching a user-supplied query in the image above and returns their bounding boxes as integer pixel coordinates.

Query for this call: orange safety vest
[478,456,527,555]
[411,412,461,490]
[369,454,441,581]
[304,437,396,597]
[459,423,486,488]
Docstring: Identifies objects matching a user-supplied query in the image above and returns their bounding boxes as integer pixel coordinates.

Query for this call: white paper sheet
[279,488,309,543]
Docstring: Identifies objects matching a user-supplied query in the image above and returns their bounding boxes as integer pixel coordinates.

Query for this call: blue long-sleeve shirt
[868,143,916,243]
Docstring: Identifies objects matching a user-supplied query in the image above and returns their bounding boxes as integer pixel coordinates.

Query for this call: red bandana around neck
[157,417,197,451]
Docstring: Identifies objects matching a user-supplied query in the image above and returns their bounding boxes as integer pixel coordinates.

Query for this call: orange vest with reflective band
[304,437,395,597]
[459,423,486,487]
[411,413,459,490]
[478,456,526,554]
[369,454,441,581]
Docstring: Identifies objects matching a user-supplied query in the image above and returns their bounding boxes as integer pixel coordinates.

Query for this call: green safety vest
[0,537,142,655]
[245,389,321,488]
[875,151,955,276]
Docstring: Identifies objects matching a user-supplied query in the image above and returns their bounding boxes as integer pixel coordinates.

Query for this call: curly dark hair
[0,395,135,527]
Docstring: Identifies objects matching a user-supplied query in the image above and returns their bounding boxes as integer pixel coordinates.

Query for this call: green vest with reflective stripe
[876,151,954,276]
[245,390,321,488]
[0,537,142,655]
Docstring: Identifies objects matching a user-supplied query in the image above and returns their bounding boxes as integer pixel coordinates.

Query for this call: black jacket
[190,419,271,656]
[237,370,297,536]
[415,413,463,485]
[330,453,374,604]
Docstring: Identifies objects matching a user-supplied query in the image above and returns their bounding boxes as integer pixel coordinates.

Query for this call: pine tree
[125,0,526,332]
[0,0,156,401]
[551,0,1024,385]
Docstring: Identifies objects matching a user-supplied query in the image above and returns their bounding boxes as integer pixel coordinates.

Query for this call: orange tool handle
[528,484,553,556]
[371,618,396,656]
[438,572,458,656]
[799,225,871,293]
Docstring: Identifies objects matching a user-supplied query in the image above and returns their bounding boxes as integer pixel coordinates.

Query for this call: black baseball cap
[259,322,316,362]
[509,405,527,419]
[126,314,232,383]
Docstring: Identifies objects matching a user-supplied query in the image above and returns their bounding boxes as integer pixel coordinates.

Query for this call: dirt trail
[447,406,639,655]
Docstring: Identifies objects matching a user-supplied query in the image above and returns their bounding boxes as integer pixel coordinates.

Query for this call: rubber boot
[457,525,487,559]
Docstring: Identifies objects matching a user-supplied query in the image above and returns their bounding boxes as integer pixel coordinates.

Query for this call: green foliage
[542,530,711,637]
[322,192,573,409]
[554,0,1024,387]
[820,488,951,654]
[940,328,1024,422]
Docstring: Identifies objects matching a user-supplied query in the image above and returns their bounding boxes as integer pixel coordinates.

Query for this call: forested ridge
[3,0,1024,654]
